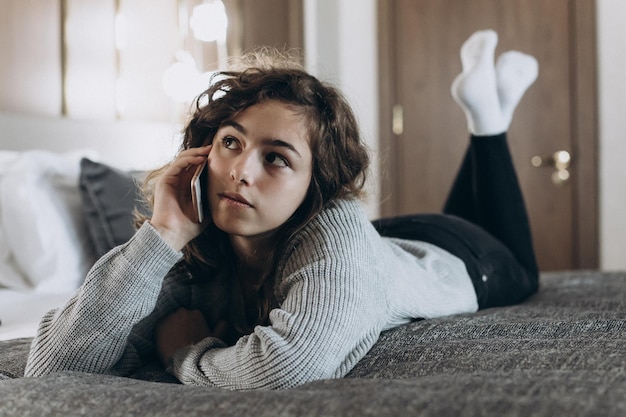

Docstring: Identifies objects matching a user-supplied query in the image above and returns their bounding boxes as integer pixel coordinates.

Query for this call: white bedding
[0,146,102,346]
[0,149,88,341]
[0,289,75,341]
[0,112,180,343]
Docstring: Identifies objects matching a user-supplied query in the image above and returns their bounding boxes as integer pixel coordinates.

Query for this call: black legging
[372,133,539,309]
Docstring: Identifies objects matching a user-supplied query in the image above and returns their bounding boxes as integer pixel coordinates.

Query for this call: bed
[1,113,625,416]
[2,271,626,416]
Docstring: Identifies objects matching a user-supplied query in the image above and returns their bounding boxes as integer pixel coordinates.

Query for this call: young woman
[25,30,540,390]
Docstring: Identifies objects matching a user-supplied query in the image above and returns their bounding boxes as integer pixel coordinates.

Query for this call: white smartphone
[190,159,209,223]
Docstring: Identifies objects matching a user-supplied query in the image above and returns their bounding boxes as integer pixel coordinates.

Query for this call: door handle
[531,150,571,185]
[392,105,404,136]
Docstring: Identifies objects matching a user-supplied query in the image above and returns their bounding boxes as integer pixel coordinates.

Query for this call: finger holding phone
[150,145,212,251]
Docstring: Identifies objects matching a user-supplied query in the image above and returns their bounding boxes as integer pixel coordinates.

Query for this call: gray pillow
[78,158,150,257]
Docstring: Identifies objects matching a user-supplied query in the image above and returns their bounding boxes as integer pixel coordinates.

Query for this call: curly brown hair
[139,49,370,333]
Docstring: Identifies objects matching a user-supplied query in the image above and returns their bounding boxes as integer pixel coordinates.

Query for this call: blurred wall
[597,0,626,270]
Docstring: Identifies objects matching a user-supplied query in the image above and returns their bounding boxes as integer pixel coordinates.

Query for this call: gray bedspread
[1,271,625,416]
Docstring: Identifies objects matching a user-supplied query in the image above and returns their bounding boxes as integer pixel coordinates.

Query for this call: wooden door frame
[377,0,599,269]
[569,0,598,269]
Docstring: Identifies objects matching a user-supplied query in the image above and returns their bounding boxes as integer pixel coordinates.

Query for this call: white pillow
[0,150,97,293]
[0,151,29,290]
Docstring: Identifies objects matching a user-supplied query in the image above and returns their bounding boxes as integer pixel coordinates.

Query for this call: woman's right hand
[150,145,212,251]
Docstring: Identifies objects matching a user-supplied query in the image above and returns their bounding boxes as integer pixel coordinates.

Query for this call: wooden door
[378,0,598,271]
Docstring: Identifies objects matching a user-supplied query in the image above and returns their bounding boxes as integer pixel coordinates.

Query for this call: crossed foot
[451,30,539,136]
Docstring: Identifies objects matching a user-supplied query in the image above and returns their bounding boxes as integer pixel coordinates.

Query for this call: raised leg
[447,30,539,275]
[444,135,538,276]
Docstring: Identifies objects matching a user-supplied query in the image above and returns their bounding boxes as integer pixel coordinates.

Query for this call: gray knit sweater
[25,199,477,390]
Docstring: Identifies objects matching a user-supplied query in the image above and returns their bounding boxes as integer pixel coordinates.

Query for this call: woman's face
[207,100,313,241]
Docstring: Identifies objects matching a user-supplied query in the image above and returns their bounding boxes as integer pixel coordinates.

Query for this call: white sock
[451,30,538,136]
[496,51,539,129]
[451,30,504,135]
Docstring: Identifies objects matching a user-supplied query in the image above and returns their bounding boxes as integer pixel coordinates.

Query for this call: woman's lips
[219,192,253,208]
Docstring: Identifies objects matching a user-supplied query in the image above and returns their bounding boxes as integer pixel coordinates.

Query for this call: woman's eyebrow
[222,120,302,158]
[263,139,302,158]
[222,120,246,134]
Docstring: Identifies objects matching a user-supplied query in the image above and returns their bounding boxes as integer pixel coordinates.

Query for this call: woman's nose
[230,154,257,185]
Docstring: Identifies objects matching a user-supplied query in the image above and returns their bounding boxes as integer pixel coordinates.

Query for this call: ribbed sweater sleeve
[24,222,183,377]
[168,200,387,390]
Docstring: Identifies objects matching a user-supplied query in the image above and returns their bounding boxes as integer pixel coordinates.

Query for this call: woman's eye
[266,153,288,167]
[222,136,240,150]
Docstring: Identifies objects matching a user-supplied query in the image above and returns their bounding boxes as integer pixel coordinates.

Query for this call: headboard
[0,112,181,170]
